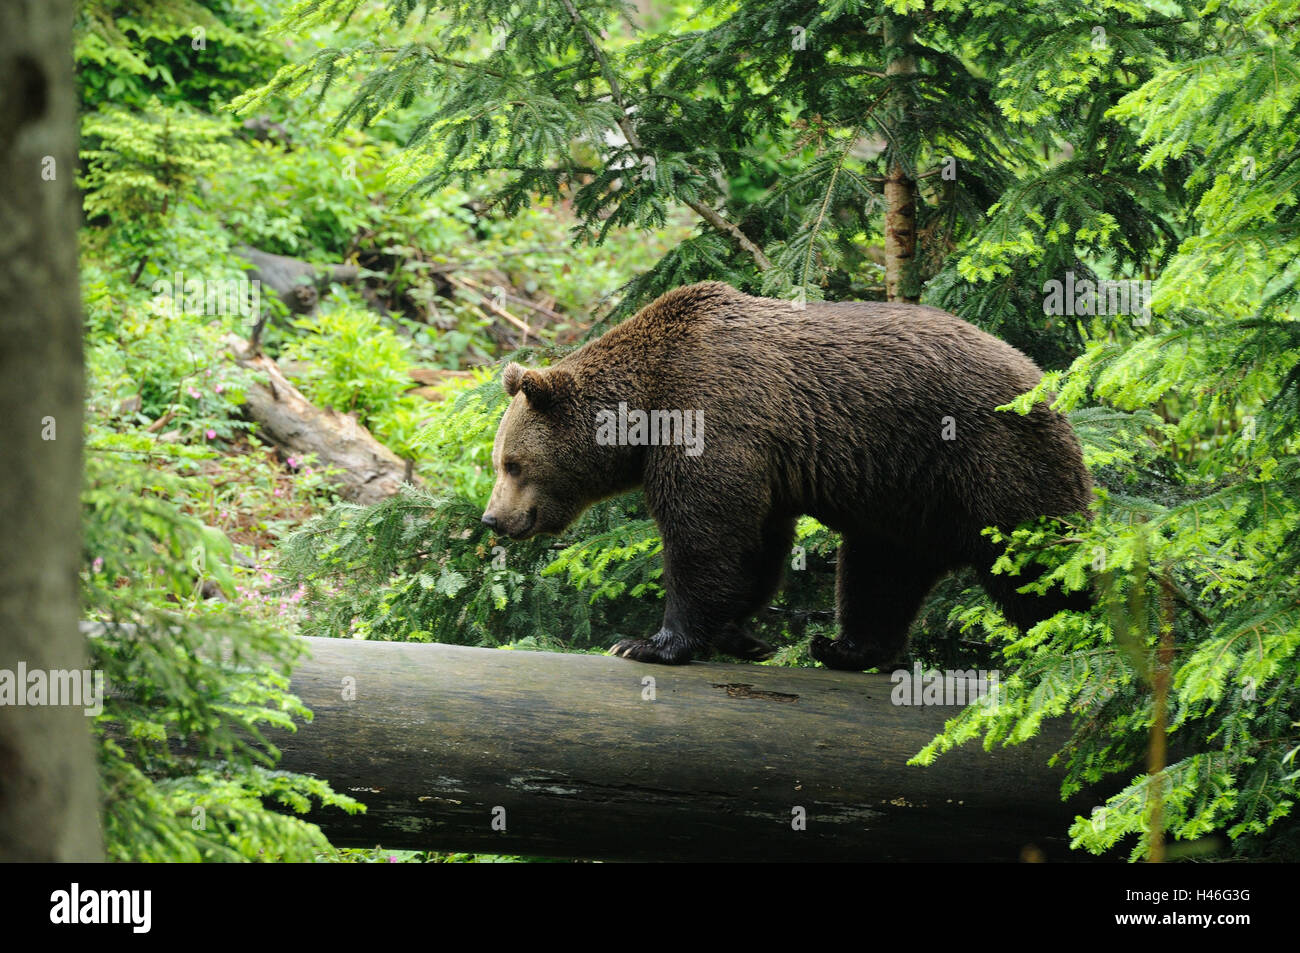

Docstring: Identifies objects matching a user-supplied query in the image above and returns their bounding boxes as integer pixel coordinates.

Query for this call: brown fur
[483,282,1093,668]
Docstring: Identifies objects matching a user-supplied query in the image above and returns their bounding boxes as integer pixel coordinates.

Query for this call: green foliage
[83,450,362,862]
[543,519,664,603]
[85,267,253,443]
[276,481,656,649]
[285,302,411,416]
[218,127,429,256]
[78,0,1300,863]
[912,0,1300,860]
[238,0,1207,363]
[409,371,507,499]
[282,301,428,457]
[76,0,287,111]
[80,101,234,272]
[72,0,695,865]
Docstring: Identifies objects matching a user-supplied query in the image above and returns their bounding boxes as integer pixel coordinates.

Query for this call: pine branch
[556,0,772,272]
[801,127,860,289]
[683,198,773,271]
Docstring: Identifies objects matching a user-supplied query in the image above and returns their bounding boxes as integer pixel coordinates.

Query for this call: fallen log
[225,335,416,504]
[406,366,475,402]
[275,638,1113,861]
[235,245,361,316]
[408,367,476,387]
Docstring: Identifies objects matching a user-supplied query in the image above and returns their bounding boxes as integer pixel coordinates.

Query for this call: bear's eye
[504,461,522,477]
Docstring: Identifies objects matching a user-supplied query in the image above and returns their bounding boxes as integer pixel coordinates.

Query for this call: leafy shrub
[283,304,413,421]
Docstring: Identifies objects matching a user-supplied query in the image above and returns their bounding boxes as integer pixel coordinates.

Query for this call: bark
[883,17,920,303]
[0,0,104,861]
[407,367,474,387]
[272,638,1114,861]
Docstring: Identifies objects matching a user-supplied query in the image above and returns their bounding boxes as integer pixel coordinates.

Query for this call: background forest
[75,0,1299,862]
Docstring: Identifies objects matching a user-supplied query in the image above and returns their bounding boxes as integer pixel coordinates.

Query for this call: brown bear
[481,281,1093,669]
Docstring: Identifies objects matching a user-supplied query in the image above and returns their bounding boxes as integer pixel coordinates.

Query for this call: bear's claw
[608,634,696,665]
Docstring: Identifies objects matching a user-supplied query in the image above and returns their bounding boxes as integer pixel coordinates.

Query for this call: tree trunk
[272,638,1114,861]
[0,0,103,861]
[883,16,920,303]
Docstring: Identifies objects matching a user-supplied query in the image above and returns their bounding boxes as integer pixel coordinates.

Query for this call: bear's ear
[503,362,572,411]
[503,362,526,397]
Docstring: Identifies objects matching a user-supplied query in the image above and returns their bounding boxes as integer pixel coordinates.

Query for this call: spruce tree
[239,0,1204,360]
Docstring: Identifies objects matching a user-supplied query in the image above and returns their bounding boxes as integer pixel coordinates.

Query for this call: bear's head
[482,361,632,539]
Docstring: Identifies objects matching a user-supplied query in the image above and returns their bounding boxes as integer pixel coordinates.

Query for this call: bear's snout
[480,506,538,539]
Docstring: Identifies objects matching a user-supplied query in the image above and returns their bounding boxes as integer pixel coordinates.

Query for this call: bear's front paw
[809,635,895,672]
[608,630,697,665]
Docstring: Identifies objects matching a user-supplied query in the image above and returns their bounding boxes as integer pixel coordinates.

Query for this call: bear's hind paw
[728,638,775,662]
[809,634,896,672]
[712,627,776,661]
